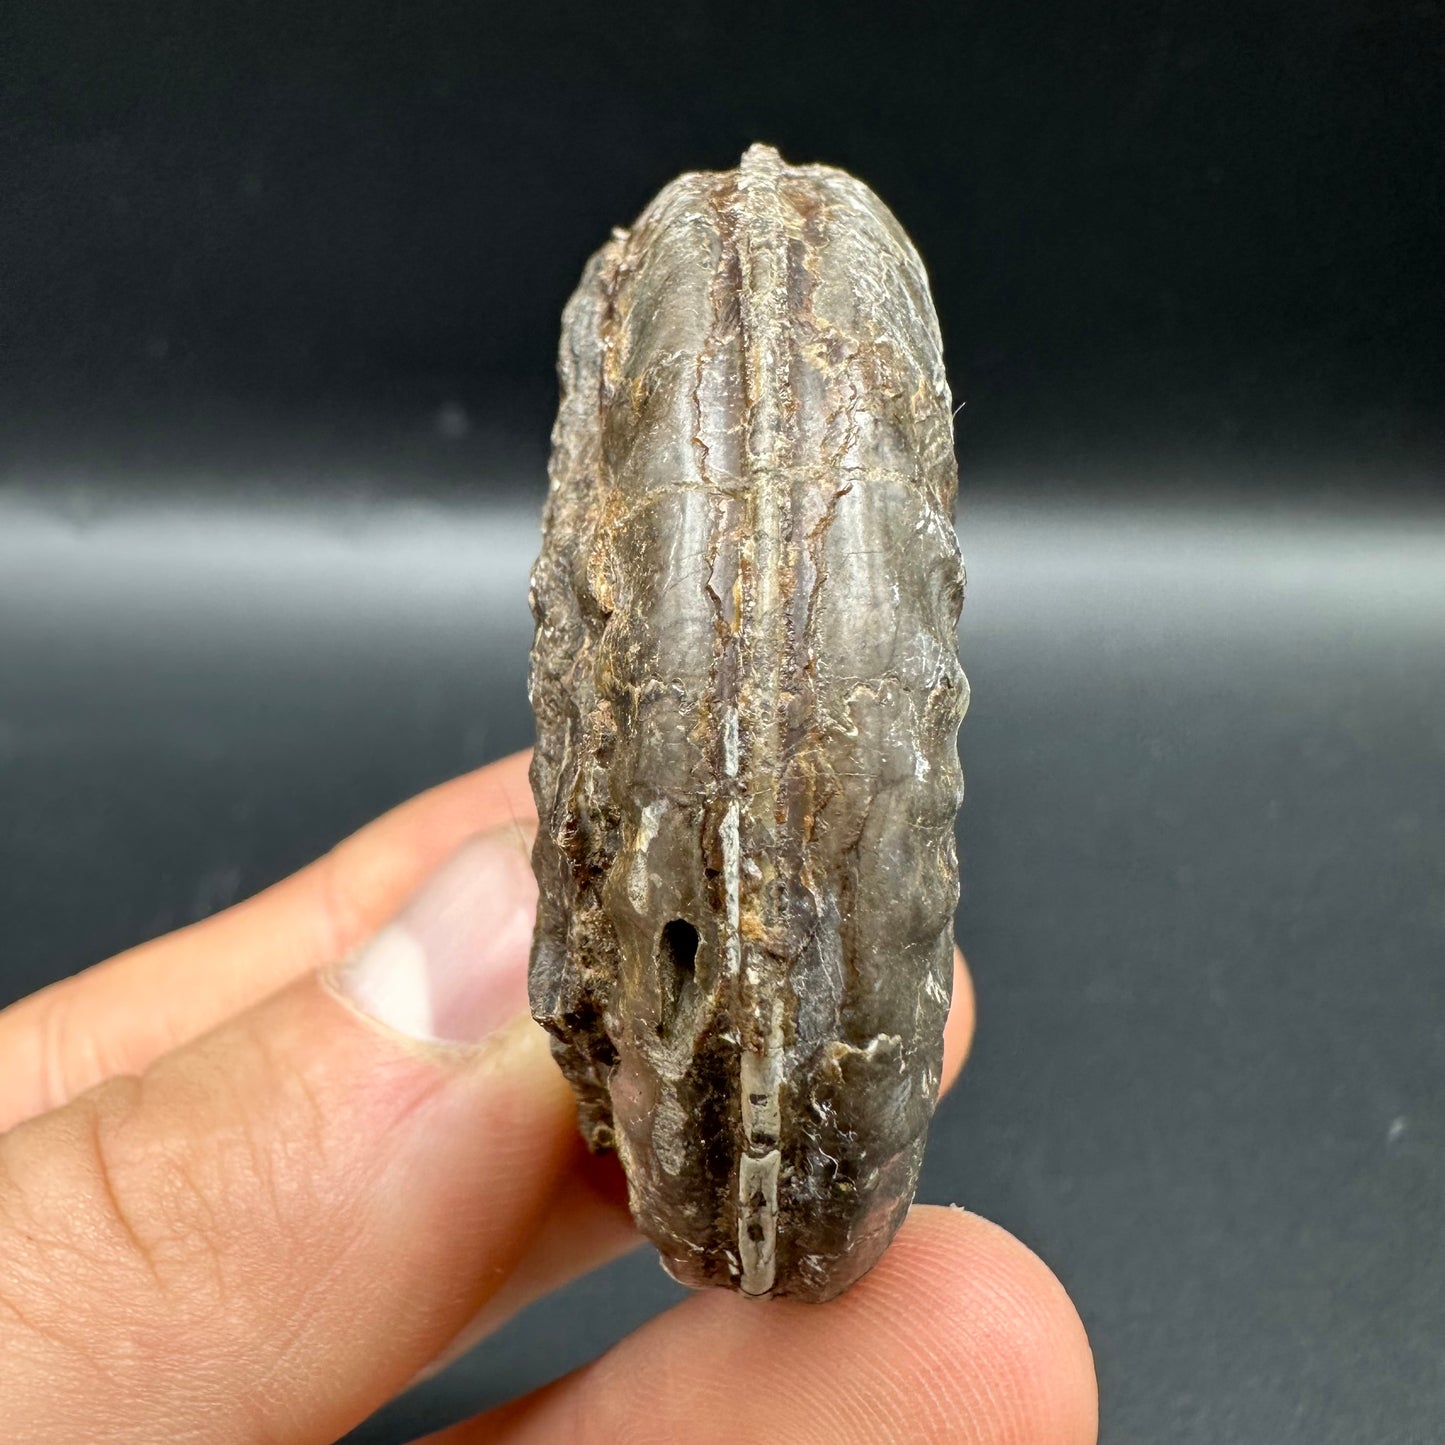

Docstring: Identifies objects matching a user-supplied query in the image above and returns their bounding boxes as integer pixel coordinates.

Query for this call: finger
[0,748,978,1135]
[411,941,975,1373]
[410,941,976,1372]
[941,944,974,1096]
[432,1206,1097,1445]
[0,827,582,1445]
[411,1137,640,1382]
[0,750,536,1129]
[0,739,979,1379]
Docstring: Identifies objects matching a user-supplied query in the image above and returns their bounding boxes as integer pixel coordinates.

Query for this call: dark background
[2,4,1442,1443]
[2,0,1441,483]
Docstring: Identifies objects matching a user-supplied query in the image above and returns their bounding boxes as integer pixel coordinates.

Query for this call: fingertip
[895,1205,1098,1445]
[939,945,975,1097]
[452,1200,1096,1445]
[318,750,540,963]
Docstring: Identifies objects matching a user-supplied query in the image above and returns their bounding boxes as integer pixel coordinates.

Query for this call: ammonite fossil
[527,144,967,1303]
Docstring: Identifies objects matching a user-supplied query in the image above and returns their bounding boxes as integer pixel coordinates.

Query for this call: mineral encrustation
[527,144,967,1303]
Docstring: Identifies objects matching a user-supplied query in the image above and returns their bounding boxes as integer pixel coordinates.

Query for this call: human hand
[0,749,1096,1444]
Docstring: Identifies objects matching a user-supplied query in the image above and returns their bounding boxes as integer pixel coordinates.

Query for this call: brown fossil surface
[527,143,967,1302]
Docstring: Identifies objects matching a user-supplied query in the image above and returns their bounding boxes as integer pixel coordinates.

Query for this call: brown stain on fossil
[528,144,967,1302]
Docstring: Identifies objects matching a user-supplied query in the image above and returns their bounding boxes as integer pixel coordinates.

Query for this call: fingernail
[328,826,537,1044]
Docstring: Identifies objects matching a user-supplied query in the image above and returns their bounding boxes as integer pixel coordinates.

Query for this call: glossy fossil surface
[528,144,966,1302]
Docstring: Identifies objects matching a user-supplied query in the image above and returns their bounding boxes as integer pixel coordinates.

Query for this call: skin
[0,749,1097,1444]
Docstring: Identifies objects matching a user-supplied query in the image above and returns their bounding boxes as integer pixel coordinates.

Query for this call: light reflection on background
[5,483,1443,636]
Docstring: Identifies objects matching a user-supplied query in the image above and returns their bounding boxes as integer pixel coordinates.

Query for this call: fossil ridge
[527,143,967,1302]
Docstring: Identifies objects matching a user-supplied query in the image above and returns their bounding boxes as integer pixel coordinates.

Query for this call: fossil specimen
[528,144,966,1303]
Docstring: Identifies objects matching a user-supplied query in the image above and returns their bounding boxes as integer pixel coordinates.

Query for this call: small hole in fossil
[660,917,699,978]
[657,918,700,1035]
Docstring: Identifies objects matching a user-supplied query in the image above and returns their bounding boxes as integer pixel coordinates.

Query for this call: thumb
[0,826,575,1445]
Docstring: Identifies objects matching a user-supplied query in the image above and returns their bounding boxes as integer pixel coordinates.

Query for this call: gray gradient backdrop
[2,474,1442,1443]
[3,0,1443,1437]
